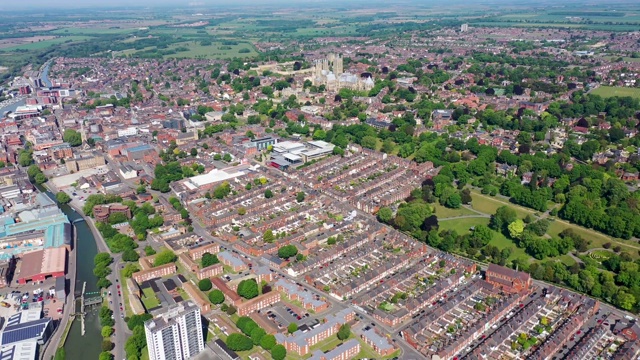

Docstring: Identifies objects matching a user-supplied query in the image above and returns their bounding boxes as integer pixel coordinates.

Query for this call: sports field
[591,86,640,99]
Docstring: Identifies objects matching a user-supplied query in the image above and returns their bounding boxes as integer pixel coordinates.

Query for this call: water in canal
[43,190,102,360]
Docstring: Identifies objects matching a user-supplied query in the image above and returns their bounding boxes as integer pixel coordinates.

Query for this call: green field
[2,36,93,51]
[432,203,477,219]
[590,86,640,99]
[439,217,528,261]
[118,40,258,59]
[51,27,138,35]
[470,191,536,219]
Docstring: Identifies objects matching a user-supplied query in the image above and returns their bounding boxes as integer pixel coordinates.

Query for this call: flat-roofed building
[144,301,204,360]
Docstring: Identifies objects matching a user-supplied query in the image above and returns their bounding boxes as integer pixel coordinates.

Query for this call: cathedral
[311,53,374,92]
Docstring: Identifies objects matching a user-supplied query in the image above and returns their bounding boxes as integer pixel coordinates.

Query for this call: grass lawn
[555,254,578,267]
[164,41,257,59]
[439,217,490,234]
[433,203,477,219]
[589,250,616,261]
[141,287,160,309]
[119,272,133,317]
[591,86,640,99]
[140,347,149,360]
[470,191,536,219]
[439,217,527,261]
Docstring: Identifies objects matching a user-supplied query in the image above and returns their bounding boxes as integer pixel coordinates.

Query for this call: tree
[54,348,65,360]
[251,327,267,345]
[153,250,177,266]
[264,189,273,198]
[508,219,525,239]
[278,245,298,259]
[63,129,82,146]
[337,323,351,340]
[122,263,140,278]
[296,192,305,203]
[126,314,153,331]
[361,136,378,149]
[99,352,113,360]
[122,248,140,262]
[144,245,156,256]
[18,150,33,167]
[288,322,298,334]
[99,306,114,327]
[377,207,393,224]
[226,333,253,351]
[102,340,114,352]
[56,192,71,204]
[238,207,246,215]
[614,291,636,311]
[313,129,327,140]
[101,326,114,338]
[198,278,213,291]
[237,279,259,299]
[490,206,518,233]
[223,153,232,162]
[34,173,47,184]
[271,345,287,360]
[260,334,277,350]
[213,181,231,199]
[201,253,219,267]
[263,229,275,243]
[444,192,462,208]
[95,252,113,267]
[208,289,225,304]
[190,148,198,157]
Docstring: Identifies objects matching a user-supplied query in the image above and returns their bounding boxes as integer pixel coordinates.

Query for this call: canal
[43,190,103,360]
[41,61,52,88]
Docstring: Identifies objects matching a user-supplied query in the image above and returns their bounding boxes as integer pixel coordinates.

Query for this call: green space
[470,191,536,219]
[51,27,139,35]
[117,40,258,60]
[432,203,477,218]
[141,287,160,309]
[439,217,527,261]
[119,272,134,317]
[2,36,93,51]
[590,86,640,99]
[140,347,149,360]
[589,250,616,261]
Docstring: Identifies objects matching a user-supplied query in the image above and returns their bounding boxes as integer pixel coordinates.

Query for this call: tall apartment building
[144,301,204,360]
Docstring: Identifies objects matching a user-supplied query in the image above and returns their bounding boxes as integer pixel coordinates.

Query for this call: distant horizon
[1,0,634,11]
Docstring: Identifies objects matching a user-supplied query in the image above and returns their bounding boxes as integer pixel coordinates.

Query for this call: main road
[81,212,128,360]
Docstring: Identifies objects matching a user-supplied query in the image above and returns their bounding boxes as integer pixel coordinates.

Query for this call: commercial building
[269,141,334,169]
[0,307,54,360]
[144,301,204,360]
[65,153,106,172]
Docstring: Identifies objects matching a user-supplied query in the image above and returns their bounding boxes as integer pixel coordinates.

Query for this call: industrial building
[15,248,66,285]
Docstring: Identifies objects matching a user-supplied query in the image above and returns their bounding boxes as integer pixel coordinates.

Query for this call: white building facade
[144,301,204,360]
